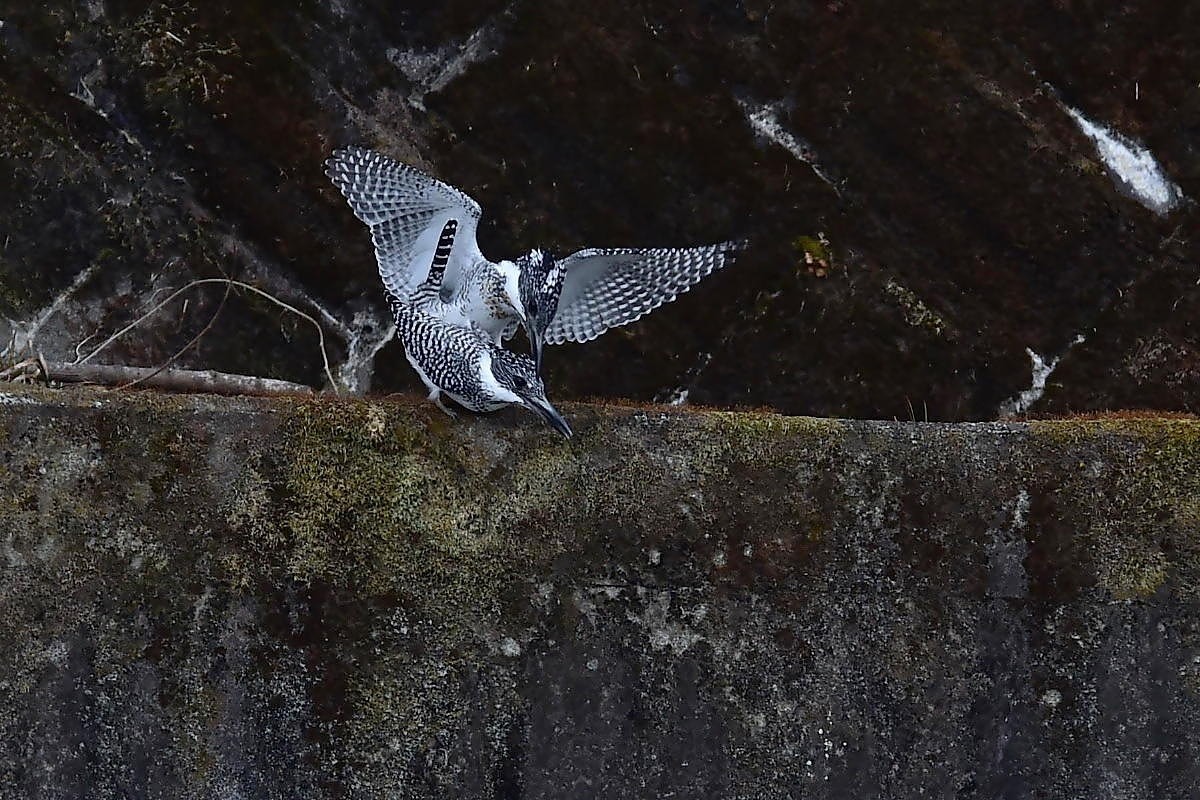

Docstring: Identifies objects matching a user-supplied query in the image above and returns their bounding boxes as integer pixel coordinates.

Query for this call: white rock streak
[337,310,397,396]
[69,61,145,151]
[1064,105,1185,216]
[389,21,503,111]
[998,335,1085,417]
[740,100,839,191]
[658,351,712,407]
[665,388,689,407]
[5,263,100,356]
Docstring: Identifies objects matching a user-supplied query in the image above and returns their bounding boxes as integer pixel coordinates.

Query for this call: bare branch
[118,281,231,390]
[165,213,396,393]
[207,229,353,341]
[43,361,314,397]
[75,278,340,393]
[0,358,38,382]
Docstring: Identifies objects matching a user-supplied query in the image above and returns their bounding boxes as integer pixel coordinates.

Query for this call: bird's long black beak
[522,396,572,439]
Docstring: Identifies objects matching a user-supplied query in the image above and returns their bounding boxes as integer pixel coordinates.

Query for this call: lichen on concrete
[1029,417,1200,602]
[274,397,578,593]
[1,385,1198,799]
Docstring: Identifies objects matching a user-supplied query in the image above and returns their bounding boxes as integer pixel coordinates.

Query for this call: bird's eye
[514,376,528,390]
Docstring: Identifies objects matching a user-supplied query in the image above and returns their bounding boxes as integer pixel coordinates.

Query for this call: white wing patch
[544,241,745,345]
[476,350,519,408]
[326,147,486,299]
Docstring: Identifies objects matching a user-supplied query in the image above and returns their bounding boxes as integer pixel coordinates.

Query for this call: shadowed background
[1,0,1197,417]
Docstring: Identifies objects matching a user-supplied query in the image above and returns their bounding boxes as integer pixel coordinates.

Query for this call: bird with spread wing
[326,147,745,371]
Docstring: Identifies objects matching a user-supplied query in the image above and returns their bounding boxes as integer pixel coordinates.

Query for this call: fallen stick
[42,362,315,397]
[73,278,341,393]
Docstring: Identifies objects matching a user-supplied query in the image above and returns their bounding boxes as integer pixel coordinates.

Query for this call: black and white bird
[325,147,744,370]
[385,290,573,438]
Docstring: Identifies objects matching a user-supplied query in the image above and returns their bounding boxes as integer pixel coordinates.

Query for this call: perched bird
[326,149,570,434]
[325,147,744,369]
[385,291,573,438]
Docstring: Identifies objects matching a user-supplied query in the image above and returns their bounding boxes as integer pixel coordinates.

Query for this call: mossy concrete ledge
[0,384,1198,799]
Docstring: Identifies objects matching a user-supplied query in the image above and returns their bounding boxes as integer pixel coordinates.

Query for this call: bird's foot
[430,392,458,419]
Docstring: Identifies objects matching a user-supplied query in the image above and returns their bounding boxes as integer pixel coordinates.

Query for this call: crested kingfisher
[326,147,744,371]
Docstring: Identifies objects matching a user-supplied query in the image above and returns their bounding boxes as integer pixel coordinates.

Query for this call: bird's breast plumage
[442,262,520,340]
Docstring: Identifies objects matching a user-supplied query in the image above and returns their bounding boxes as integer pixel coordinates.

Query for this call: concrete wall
[1,385,1197,798]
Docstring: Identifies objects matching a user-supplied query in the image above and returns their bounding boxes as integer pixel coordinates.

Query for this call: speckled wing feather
[326,148,485,299]
[544,241,745,345]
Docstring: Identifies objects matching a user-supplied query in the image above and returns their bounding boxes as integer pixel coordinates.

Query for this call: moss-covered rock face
[1,384,1198,798]
[2,1,1197,415]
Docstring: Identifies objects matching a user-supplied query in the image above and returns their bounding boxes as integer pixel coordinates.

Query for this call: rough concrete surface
[0,383,1197,798]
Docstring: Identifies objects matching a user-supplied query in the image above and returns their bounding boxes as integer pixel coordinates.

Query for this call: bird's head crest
[489,348,572,438]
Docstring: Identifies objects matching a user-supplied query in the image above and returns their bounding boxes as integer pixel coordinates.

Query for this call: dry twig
[0,358,38,382]
[75,278,340,392]
[117,281,231,390]
[42,361,314,397]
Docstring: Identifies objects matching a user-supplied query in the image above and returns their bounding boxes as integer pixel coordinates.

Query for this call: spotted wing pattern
[326,148,485,299]
[544,241,745,345]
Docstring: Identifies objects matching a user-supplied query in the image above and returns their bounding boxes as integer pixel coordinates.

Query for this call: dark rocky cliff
[1,1,1197,417]
[2,4,1199,798]
[1,385,1198,798]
